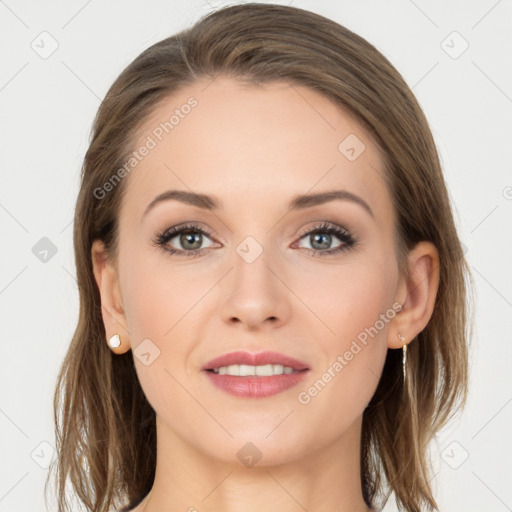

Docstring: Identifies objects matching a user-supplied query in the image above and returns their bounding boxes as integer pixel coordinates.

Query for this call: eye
[293,221,356,256]
[152,221,356,258]
[152,223,217,257]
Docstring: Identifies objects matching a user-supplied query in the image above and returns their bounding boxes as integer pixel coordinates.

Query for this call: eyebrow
[142,189,374,219]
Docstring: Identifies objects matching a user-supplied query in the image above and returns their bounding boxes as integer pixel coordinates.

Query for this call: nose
[220,244,291,331]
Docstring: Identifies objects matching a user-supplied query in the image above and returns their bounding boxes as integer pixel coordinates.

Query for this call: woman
[47,3,470,511]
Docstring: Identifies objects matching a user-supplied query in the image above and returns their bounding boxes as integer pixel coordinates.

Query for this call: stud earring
[108,334,121,349]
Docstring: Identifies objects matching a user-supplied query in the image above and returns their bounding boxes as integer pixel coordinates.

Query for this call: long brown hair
[46,4,471,511]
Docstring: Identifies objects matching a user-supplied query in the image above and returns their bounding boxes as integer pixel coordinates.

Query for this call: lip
[201,350,310,371]
[204,371,309,398]
[201,350,310,398]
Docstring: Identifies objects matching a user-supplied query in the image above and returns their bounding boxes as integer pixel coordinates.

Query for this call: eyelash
[152,221,356,258]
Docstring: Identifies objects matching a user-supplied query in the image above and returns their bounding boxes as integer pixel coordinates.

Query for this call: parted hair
[46,4,471,511]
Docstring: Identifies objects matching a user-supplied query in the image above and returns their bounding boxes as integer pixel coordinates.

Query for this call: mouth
[206,364,305,376]
[202,350,310,398]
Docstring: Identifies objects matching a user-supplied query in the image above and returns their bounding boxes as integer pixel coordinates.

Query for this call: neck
[141,414,370,512]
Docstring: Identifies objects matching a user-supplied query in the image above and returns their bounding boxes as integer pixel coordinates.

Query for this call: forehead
[122,76,391,221]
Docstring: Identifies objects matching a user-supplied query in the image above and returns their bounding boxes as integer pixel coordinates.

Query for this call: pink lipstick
[202,350,310,398]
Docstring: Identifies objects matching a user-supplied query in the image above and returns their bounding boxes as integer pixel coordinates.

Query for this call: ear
[91,239,131,354]
[388,241,440,349]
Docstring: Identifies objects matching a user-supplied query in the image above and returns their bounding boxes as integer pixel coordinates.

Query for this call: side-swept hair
[47,4,471,511]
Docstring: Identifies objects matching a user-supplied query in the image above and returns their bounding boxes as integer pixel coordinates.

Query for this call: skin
[92,76,439,512]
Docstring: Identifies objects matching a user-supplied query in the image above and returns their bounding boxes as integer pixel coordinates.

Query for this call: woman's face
[110,76,402,465]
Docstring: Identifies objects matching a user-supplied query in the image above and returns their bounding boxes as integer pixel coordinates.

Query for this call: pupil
[181,231,202,250]
[312,233,331,250]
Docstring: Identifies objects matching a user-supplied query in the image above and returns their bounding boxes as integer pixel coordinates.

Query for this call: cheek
[118,247,219,408]
[293,253,396,420]
[294,250,398,348]
[120,246,204,341]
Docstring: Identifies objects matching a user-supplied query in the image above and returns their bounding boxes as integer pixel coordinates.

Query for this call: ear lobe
[91,239,130,353]
[387,241,440,349]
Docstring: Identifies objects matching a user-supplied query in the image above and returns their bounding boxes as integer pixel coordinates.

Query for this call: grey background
[1,0,511,510]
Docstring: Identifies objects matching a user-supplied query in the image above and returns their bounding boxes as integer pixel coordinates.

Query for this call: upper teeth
[212,364,295,376]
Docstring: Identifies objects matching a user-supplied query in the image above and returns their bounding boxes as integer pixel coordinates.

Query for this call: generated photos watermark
[93,96,198,200]
[297,302,402,405]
